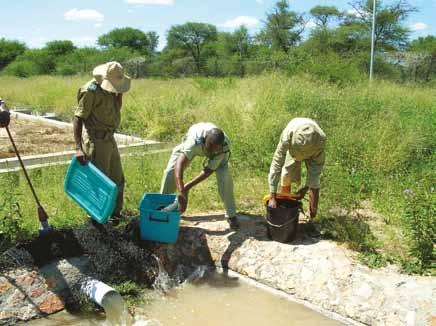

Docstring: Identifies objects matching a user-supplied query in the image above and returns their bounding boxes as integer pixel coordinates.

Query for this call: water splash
[183,265,209,284]
[132,316,162,326]
[150,254,176,293]
[101,291,133,326]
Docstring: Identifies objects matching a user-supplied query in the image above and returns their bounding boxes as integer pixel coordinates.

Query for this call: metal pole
[370,0,377,81]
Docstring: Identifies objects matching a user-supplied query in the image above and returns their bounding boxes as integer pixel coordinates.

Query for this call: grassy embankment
[0,74,434,274]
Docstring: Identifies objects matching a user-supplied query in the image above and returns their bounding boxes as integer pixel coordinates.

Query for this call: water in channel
[25,268,343,326]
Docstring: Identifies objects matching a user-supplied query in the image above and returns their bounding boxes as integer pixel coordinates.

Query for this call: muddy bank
[0,222,155,324]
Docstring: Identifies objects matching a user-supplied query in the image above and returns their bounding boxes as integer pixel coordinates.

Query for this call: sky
[0,0,435,50]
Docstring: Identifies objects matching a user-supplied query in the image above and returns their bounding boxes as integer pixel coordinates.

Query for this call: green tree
[346,0,415,51]
[257,0,304,53]
[0,38,27,69]
[310,5,342,29]
[146,31,160,53]
[223,26,252,57]
[409,36,436,53]
[44,40,76,57]
[407,36,436,81]
[308,6,342,53]
[3,49,54,76]
[166,22,218,73]
[98,27,150,54]
[222,26,252,76]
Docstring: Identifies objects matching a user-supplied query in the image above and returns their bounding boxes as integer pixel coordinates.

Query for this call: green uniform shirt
[74,79,121,133]
[177,122,231,171]
[269,118,326,192]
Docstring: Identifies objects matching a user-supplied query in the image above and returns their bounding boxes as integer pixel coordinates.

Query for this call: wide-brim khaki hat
[93,61,131,94]
[291,124,326,160]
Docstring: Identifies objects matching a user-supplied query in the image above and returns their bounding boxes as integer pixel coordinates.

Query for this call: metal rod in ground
[370,0,377,81]
[5,126,50,229]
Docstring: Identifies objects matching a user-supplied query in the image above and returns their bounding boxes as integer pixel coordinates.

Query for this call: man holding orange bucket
[268,118,326,219]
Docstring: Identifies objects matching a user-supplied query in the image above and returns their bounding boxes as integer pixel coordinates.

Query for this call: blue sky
[1,0,435,50]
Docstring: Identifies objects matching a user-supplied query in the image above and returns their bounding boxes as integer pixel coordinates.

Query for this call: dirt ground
[0,118,75,159]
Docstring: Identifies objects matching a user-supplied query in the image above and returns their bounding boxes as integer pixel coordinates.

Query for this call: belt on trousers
[87,129,115,141]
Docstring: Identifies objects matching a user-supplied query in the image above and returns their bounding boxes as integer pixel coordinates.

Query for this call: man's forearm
[309,188,320,217]
[175,155,188,193]
[73,117,83,150]
[185,169,213,191]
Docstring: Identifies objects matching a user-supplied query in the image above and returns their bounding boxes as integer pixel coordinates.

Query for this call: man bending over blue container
[160,122,239,230]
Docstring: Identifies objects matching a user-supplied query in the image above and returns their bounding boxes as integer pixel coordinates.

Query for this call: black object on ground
[227,217,240,230]
[265,199,302,243]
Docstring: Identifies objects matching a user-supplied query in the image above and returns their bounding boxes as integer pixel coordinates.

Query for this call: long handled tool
[5,126,52,236]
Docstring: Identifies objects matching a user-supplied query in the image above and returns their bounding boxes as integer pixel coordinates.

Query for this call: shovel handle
[5,126,41,205]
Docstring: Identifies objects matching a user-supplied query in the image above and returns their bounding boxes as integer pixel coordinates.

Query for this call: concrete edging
[0,111,167,173]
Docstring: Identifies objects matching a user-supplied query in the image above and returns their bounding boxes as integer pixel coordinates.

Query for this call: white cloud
[347,8,369,18]
[127,9,134,13]
[125,0,175,5]
[410,22,428,31]
[221,16,259,28]
[94,23,102,28]
[256,0,264,4]
[347,9,358,16]
[64,8,104,22]
[306,20,317,29]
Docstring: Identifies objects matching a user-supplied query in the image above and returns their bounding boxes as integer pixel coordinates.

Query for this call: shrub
[3,60,40,77]
[402,186,436,274]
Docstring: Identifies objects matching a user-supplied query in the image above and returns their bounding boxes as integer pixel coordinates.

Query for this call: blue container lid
[64,157,118,224]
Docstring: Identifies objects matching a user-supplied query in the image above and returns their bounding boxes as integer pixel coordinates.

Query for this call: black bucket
[265,198,302,243]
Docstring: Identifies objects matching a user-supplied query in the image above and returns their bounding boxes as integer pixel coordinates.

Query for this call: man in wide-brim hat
[73,61,131,223]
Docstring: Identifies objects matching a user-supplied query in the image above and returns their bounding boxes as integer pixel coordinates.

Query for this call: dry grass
[0,117,75,158]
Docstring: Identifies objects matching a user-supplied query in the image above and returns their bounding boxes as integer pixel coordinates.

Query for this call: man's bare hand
[268,197,278,209]
[177,190,189,213]
[75,149,87,165]
[309,204,318,219]
[294,186,309,200]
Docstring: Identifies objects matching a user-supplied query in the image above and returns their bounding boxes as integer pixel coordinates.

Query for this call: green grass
[0,74,434,274]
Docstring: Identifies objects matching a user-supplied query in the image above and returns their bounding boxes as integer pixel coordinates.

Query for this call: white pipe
[80,278,118,307]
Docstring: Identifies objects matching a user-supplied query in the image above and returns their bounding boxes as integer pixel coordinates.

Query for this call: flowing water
[100,292,133,326]
[135,270,343,326]
[150,254,176,293]
[25,265,343,326]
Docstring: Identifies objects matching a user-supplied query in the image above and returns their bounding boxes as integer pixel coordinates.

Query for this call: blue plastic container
[138,193,181,244]
[64,157,118,224]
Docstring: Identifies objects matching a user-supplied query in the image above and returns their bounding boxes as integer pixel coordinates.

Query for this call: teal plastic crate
[64,157,118,224]
[138,193,181,244]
